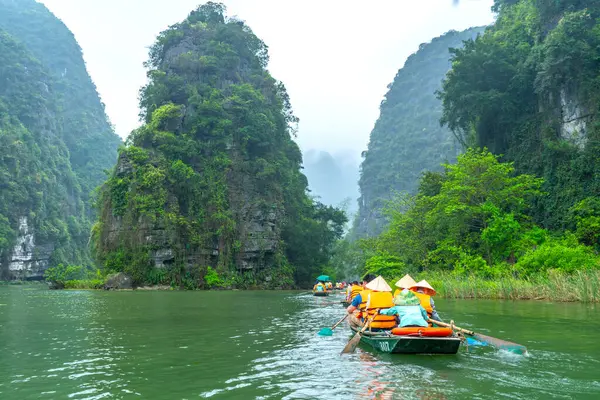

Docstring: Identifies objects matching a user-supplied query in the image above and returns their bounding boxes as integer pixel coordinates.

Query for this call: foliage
[568,197,600,249]
[363,253,406,281]
[515,235,599,275]
[359,146,600,284]
[93,3,345,288]
[353,27,484,238]
[204,266,224,289]
[439,0,600,229]
[44,264,102,289]
[361,148,570,278]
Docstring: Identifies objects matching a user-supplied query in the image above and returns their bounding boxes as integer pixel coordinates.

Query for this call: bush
[204,266,224,289]
[515,238,600,276]
[44,264,102,289]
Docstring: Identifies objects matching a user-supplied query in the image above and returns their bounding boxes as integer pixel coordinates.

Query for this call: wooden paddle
[341,310,378,354]
[430,318,527,354]
[318,313,349,336]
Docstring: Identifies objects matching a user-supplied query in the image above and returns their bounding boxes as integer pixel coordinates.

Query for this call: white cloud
[39,0,494,154]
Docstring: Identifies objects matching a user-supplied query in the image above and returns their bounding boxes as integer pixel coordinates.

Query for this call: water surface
[0,286,598,399]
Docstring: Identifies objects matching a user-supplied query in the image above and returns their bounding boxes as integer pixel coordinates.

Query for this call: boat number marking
[379,342,390,352]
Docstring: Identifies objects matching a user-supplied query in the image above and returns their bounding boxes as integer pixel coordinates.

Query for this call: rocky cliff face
[0,0,120,279]
[353,28,485,238]
[92,4,328,287]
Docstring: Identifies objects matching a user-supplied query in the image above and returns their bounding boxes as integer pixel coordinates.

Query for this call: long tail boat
[349,326,462,354]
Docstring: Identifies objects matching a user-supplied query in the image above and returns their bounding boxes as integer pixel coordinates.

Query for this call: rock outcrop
[92,4,330,287]
[104,273,132,290]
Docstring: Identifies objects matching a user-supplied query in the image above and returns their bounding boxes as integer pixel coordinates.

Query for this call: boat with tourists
[313,274,331,296]
[349,325,462,354]
[334,274,527,356]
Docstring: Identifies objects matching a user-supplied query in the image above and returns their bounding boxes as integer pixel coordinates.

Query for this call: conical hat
[394,274,417,289]
[365,275,392,292]
[410,280,436,295]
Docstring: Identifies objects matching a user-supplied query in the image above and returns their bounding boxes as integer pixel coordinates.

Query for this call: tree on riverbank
[349,149,600,302]
[363,148,600,278]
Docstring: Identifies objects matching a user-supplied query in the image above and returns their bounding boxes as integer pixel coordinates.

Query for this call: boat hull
[351,327,461,354]
[341,301,350,307]
[313,291,328,297]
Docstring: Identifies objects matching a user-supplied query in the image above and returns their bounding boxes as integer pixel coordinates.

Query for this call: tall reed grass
[422,270,600,303]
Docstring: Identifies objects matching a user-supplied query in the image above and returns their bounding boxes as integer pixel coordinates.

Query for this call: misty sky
[39,0,495,155]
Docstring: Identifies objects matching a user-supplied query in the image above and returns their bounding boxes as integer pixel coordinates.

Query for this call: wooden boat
[313,291,328,297]
[350,326,462,354]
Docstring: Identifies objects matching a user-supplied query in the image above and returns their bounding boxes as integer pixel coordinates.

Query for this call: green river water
[0,286,599,399]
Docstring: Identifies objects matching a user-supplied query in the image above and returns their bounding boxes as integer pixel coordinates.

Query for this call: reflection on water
[1,287,599,399]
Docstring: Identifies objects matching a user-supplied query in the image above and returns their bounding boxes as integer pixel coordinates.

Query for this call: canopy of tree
[93,3,346,288]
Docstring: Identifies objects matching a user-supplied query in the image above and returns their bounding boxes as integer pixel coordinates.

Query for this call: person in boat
[392,274,417,297]
[346,280,362,301]
[379,288,429,327]
[409,280,442,322]
[325,281,333,290]
[313,281,326,292]
[346,275,396,331]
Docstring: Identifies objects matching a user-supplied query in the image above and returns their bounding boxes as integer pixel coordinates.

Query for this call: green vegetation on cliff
[0,0,121,204]
[0,0,120,279]
[335,0,600,302]
[354,28,484,238]
[353,149,600,302]
[0,31,84,267]
[93,3,345,288]
[439,0,600,230]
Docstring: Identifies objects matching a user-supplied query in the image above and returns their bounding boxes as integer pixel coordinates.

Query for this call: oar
[430,318,527,355]
[318,313,349,336]
[341,310,378,354]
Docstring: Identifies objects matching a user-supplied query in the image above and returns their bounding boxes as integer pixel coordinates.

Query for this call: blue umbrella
[316,275,331,282]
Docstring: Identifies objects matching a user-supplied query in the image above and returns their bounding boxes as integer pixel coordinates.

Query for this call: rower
[346,276,396,331]
[409,280,442,322]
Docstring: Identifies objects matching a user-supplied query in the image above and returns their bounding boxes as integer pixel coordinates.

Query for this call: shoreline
[3,276,597,303]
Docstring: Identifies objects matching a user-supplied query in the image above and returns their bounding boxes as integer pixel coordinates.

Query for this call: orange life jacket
[358,290,396,329]
[413,291,433,316]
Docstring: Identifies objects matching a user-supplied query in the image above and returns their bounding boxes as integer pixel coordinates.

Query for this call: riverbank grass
[423,270,600,303]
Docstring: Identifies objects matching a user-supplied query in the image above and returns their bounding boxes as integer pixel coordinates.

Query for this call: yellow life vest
[349,285,363,300]
[413,291,433,315]
[358,290,396,329]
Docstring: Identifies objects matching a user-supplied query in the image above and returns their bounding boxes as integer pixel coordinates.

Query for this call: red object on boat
[391,327,453,337]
